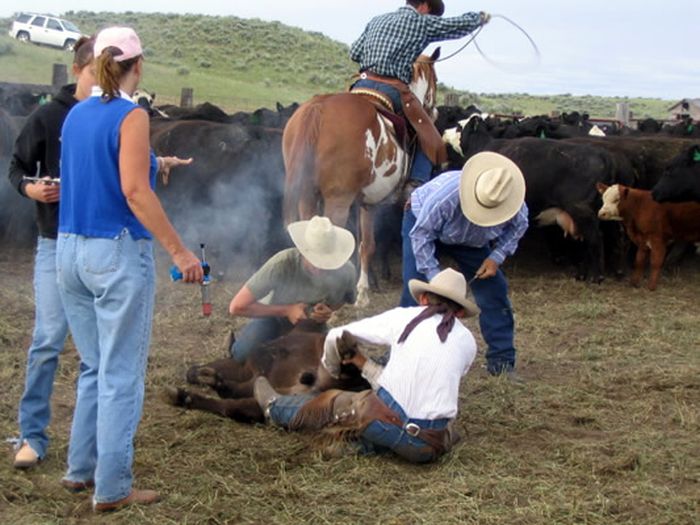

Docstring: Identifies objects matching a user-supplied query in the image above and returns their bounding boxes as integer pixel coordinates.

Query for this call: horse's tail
[283,100,323,225]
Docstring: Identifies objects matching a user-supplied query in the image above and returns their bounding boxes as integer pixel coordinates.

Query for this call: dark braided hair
[398,292,464,343]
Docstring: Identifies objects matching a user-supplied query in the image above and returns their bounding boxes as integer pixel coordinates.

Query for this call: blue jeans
[269,388,448,463]
[400,208,517,374]
[352,78,402,111]
[56,230,155,504]
[17,237,70,459]
[231,317,293,362]
[352,78,433,184]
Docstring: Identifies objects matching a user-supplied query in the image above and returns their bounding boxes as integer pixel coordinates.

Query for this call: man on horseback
[228,216,357,362]
[350,1,490,185]
[253,268,479,463]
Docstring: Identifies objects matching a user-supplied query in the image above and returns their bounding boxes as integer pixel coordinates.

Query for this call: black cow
[0,108,36,248]
[636,118,663,134]
[434,104,482,134]
[150,119,288,273]
[566,136,694,189]
[662,117,700,138]
[456,117,636,282]
[652,144,700,203]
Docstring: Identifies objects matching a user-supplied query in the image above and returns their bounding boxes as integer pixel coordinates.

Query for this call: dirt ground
[0,240,698,525]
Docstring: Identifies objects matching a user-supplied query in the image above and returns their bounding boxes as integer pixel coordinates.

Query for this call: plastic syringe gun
[170,244,212,316]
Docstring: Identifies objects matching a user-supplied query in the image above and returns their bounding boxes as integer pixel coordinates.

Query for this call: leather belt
[367,392,451,455]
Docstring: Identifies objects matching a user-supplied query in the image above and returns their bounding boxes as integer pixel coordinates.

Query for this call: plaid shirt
[350,6,482,84]
[410,171,529,280]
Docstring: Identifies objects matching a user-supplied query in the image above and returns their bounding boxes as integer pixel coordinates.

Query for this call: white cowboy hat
[409,268,480,317]
[459,151,526,227]
[287,216,355,270]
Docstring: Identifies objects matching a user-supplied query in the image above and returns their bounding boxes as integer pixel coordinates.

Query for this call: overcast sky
[3,1,697,100]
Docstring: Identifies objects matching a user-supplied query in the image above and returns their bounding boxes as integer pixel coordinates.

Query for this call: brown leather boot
[93,489,161,512]
[61,478,95,493]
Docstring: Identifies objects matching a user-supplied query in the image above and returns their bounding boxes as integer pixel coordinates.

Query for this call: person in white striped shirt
[253,268,479,463]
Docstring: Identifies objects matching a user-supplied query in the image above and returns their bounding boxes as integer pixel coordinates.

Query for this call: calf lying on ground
[163,322,370,423]
[597,183,700,290]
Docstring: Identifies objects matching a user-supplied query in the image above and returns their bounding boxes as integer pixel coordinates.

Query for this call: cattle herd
[1,84,699,289]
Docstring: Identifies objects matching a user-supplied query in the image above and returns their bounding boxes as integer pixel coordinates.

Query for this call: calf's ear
[595,182,608,195]
[619,186,629,199]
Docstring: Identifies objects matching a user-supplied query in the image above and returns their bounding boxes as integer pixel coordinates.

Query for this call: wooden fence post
[52,63,67,89]
[180,87,193,108]
[444,93,459,106]
[615,103,630,127]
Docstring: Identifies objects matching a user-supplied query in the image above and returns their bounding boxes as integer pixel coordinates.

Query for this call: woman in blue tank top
[56,26,203,512]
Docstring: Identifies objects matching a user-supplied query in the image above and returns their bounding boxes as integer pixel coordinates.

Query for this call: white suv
[9,13,82,51]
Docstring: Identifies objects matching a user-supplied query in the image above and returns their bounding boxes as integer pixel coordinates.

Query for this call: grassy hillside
[0,12,674,118]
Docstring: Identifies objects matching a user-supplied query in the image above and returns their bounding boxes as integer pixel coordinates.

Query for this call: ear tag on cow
[693,150,700,163]
[539,129,546,139]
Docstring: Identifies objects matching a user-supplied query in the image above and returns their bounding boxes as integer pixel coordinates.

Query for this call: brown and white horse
[282,50,441,306]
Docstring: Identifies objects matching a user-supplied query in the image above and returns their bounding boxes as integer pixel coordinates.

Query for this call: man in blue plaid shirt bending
[350,1,490,184]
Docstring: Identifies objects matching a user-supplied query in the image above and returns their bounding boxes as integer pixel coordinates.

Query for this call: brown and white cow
[597,183,700,290]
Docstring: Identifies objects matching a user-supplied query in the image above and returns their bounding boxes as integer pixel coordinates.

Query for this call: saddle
[349,87,409,146]
[350,72,447,166]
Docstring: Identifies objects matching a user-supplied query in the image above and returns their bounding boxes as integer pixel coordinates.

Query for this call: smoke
[156,127,290,279]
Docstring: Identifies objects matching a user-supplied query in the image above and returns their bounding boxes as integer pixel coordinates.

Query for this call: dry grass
[1,243,699,525]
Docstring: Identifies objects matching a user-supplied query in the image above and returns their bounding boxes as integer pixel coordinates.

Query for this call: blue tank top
[59,95,157,240]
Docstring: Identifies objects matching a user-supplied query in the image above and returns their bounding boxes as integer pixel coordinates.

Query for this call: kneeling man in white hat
[228,216,357,362]
[253,268,479,463]
[400,152,528,377]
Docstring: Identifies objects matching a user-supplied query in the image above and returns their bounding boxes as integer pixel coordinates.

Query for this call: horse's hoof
[354,292,370,308]
[161,386,188,407]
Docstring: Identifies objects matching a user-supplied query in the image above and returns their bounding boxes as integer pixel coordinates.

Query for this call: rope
[423,14,541,73]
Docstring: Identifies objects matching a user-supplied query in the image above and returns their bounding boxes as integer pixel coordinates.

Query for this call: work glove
[480,12,491,25]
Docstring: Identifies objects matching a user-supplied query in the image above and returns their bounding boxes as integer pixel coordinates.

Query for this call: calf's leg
[162,387,263,423]
[631,245,649,288]
[647,240,667,291]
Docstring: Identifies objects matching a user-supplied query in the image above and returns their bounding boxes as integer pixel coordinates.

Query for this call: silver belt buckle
[360,72,368,79]
[405,422,421,437]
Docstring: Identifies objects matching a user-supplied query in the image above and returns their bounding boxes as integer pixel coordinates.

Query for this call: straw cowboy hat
[287,216,355,270]
[459,152,526,227]
[409,268,480,317]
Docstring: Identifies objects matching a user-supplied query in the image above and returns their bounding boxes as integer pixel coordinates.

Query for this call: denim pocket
[82,236,123,275]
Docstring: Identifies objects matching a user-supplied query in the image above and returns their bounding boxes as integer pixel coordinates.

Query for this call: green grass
[0,11,676,117]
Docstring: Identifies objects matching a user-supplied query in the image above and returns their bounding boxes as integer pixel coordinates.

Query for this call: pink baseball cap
[94,27,143,62]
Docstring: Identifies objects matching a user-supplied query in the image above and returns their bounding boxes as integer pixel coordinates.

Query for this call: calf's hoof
[161,386,191,408]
